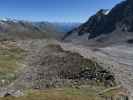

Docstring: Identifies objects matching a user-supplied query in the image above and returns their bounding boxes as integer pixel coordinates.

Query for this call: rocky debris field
[9,40,115,90]
[59,41,133,99]
[0,39,131,100]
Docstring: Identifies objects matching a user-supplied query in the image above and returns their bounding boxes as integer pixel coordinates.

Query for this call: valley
[0,0,133,100]
[0,39,130,100]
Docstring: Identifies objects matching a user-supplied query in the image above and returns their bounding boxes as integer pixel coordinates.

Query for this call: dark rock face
[64,0,133,40]
[127,39,133,43]
[4,93,12,97]
[78,9,108,38]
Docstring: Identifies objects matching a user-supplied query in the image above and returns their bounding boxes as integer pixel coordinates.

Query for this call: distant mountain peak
[63,0,133,41]
[96,9,110,15]
[0,17,16,22]
[0,17,80,40]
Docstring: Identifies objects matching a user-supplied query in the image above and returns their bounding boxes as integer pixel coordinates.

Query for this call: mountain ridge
[63,0,133,42]
[0,18,80,40]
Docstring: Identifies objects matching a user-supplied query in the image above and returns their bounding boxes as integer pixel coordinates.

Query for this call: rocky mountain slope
[0,0,132,99]
[34,22,80,39]
[0,19,47,39]
[0,18,79,40]
[34,22,80,33]
[63,0,133,43]
[0,39,130,99]
[5,40,115,90]
[0,39,128,99]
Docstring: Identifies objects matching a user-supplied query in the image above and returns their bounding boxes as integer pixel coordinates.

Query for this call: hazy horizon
[0,0,122,22]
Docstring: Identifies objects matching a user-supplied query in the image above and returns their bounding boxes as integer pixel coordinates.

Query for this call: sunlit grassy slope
[0,86,105,100]
[0,41,25,86]
[0,86,125,100]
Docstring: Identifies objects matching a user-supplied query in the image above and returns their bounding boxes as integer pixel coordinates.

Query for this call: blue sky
[0,0,122,22]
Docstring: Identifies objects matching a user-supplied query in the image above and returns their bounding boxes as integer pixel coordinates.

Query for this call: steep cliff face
[78,9,108,38]
[64,0,133,40]
[63,9,108,40]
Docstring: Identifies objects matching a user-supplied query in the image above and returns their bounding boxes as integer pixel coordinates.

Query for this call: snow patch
[104,10,110,15]
[0,17,19,23]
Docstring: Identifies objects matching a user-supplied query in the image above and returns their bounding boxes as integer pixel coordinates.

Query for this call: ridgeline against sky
[0,0,122,22]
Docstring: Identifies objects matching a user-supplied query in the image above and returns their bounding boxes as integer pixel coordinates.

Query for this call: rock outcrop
[63,0,133,40]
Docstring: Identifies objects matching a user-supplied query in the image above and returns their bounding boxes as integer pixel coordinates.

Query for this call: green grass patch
[0,87,125,100]
[99,86,126,96]
[0,47,25,86]
[0,87,105,100]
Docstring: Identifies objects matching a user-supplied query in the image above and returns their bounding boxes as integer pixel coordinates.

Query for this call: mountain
[63,0,133,43]
[34,22,80,39]
[51,22,81,33]
[0,19,47,39]
[0,18,80,40]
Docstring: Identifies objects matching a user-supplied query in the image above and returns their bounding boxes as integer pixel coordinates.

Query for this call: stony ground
[0,39,132,99]
[95,44,133,99]
[58,42,133,99]
[16,39,133,97]
[8,39,115,90]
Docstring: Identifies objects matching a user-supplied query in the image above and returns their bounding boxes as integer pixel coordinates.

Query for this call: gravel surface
[59,42,133,99]
[1,39,132,98]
